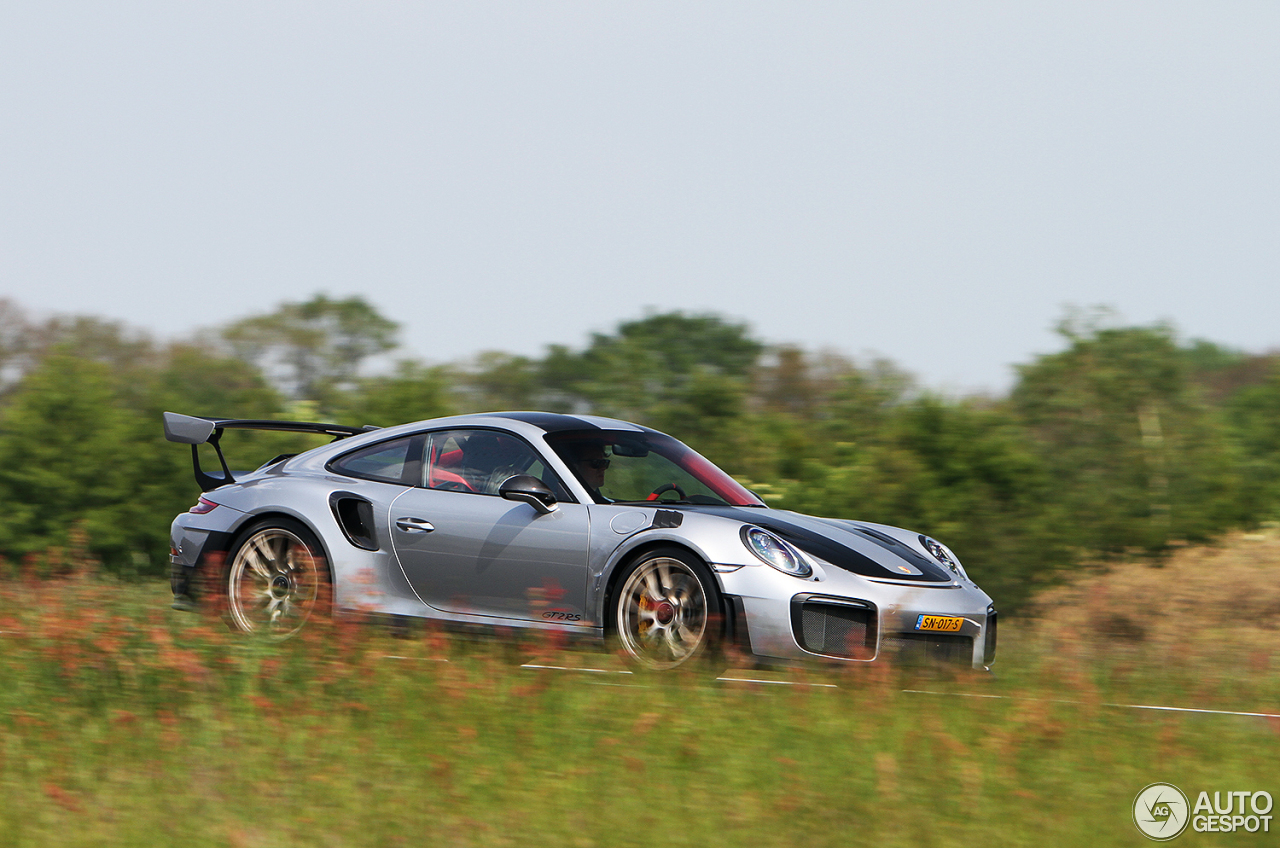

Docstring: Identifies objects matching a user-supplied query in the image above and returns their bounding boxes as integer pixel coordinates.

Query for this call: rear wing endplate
[163,412,377,493]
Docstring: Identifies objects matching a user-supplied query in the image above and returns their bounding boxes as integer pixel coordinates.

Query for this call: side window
[424,429,570,500]
[330,436,420,485]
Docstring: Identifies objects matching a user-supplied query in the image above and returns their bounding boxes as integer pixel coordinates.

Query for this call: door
[389,429,591,622]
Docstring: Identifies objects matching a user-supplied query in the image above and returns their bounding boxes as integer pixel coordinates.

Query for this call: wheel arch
[599,537,723,635]
[221,511,335,636]
[226,509,337,584]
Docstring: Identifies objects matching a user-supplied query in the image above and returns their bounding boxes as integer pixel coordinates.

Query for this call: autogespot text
[1191,791,1273,834]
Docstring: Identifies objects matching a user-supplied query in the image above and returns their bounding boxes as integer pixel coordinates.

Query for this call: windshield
[545,429,764,507]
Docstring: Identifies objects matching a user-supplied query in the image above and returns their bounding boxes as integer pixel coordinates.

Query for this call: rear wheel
[612,547,722,671]
[225,519,326,637]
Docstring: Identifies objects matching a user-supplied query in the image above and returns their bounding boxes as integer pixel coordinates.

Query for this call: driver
[568,441,611,501]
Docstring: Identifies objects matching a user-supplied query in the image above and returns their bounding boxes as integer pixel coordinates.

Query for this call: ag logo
[1134,783,1190,841]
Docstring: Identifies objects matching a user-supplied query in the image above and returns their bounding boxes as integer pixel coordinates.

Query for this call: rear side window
[330,436,421,485]
[424,429,572,501]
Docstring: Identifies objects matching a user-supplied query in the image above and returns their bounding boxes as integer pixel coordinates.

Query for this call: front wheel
[225,519,326,637]
[612,547,721,670]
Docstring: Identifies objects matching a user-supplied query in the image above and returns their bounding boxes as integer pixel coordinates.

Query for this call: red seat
[427,448,474,490]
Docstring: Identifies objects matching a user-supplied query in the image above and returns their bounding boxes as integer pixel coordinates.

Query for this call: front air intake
[793,598,877,659]
[881,633,974,667]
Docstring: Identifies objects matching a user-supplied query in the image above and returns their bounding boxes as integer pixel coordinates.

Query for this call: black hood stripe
[694,507,952,583]
[843,524,946,574]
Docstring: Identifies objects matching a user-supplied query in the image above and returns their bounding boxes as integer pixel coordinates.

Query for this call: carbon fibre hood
[692,506,955,583]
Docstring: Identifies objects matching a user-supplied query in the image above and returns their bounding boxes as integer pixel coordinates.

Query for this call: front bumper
[717,560,995,669]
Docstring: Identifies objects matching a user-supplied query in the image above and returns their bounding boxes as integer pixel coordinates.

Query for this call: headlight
[742,527,812,578]
[920,536,965,577]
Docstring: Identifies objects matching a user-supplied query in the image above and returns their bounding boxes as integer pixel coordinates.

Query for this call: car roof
[471,411,649,434]
[306,411,656,458]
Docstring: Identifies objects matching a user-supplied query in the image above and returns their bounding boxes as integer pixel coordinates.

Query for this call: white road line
[381,655,450,662]
[519,663,838,687]
[521,663,631,674]
[718,676,839,688]
[381,656,1273,706]
[902,689,1280,719]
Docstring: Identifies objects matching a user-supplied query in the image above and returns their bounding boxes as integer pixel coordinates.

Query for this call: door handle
[395,517,435,533]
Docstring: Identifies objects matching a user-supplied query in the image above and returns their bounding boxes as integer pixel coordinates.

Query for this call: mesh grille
[881,633,974,667]
[798,603,875,659]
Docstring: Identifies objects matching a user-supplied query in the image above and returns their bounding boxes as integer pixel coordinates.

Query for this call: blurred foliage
[220,293,399,400]
[0,354,146,568]
[0,297,1278,613]
[1226,362,1280,509]
[0,574,1277,847]
[335,360,454,428]
[1011,319,1250,554]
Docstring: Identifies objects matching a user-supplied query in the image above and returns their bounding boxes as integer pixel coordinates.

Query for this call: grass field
[2,533,1278,847]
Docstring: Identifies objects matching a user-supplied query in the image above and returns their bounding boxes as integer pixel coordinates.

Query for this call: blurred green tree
[558,312,763,422]
[222,294,399,401]
[455,351,542,413]
[1012,317,1247,553]
[1226,361,1280,518]
[338,360,454,429]
[0,355,145,570]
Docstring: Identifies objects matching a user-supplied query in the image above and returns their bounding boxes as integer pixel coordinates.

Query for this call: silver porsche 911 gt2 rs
[164,411,996,671]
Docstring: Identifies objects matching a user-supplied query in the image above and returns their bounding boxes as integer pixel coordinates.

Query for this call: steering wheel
[435,481,473,493]
[646,482,687,502]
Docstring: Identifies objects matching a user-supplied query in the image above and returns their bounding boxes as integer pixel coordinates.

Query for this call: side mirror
[499,475,558,515]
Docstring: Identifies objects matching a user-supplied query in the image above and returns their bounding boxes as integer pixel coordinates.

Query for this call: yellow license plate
[915,615,964,632]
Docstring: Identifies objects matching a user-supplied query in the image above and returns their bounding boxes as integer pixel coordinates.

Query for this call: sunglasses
[582,458,611,470]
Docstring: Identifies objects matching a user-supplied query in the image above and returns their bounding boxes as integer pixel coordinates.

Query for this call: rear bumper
[169,512,235,603]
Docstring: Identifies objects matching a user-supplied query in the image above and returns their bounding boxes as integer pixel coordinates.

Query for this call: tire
[225,518,327,638]
[611,546,723,671]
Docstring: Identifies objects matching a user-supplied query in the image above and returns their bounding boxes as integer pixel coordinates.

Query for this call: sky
[2,3,1278,395]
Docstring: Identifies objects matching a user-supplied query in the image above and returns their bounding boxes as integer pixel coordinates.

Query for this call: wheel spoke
[228,527,321,638]
[252,536,277,567]
[244,546,273,581]
[664,627,687,657]
[642,570,663,602]
[657,562,672,594]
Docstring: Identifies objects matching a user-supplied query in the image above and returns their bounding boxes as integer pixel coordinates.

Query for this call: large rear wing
[163,412,378,492]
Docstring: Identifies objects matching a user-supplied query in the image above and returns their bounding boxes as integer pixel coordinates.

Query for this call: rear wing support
[163,412,377,493]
